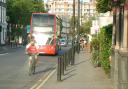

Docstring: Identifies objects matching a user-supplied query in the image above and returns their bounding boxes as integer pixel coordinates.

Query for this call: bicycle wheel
[28,55,36,76]
[32,57,36,74]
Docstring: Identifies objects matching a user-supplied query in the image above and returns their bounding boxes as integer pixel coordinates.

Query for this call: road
[0,47,58,89]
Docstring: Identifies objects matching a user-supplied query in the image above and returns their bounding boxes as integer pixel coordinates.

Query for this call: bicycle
[28,54,36,76]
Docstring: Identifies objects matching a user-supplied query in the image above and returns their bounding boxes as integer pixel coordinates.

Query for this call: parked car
[59,38,67,46]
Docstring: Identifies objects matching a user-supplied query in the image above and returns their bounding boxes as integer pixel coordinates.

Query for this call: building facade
[111,0,128,89]
[0,0,7,45]
[46,0,96,21]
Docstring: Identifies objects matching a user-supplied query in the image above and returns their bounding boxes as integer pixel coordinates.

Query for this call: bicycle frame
[28,54,36,76]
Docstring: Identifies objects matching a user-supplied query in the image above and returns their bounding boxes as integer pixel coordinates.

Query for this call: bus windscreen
[31,14,55,45]
[32,14,54,27]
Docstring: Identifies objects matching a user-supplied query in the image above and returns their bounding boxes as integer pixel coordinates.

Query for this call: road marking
[36,69,56,89]
[30,65,57,89]
[0,53,8,56]
[30,84,38,89]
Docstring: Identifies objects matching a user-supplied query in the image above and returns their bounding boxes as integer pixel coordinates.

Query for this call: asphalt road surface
[0,47,58,89]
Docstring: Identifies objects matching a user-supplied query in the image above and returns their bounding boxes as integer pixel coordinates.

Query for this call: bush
[99,24,112,74]
[90,38,100,67]
[91,24,112,74]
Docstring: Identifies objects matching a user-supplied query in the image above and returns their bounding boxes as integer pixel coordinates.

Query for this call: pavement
[0,46,114,89]
[40,50,114,89]
[0,45,23,54]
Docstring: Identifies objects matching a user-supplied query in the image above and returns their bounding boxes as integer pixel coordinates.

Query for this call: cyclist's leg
[28,55,33,75]
[28,55,32,67]
[35,54,39,65]
[32,54,37,74]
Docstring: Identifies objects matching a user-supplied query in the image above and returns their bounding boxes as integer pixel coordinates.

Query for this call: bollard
[77,43,80,54]
[65,52,68,67]
[73,46,75,64]
[71,48,74,65]
[64,53,66,70]
[69,48,72,65]
[57,56,61,81]
[61,55,64,75]
[66,51,69,65]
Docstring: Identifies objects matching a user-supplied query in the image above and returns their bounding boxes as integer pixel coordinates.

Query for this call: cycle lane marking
[36,69,56,89]
[30,66,56,89]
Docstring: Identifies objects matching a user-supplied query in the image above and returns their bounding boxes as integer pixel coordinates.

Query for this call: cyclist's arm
[35,44,39,55]
[25,43,31,53]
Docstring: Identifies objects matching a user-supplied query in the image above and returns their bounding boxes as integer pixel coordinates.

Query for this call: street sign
[26,25,30,33]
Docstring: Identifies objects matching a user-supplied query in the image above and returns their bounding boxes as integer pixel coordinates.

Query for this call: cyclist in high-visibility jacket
[26,36,39,65]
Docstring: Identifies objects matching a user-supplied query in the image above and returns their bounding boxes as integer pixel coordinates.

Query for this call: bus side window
[46,38,51,45]
[50,39,54,45]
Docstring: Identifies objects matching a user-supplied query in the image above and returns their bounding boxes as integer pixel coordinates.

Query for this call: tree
[96,0,125,13]
[80,19,92,35]
[96,0,112,13]
[6,0,46,43]
[69,16,78,37]
[7,0,46,25]
[33,0,46,12]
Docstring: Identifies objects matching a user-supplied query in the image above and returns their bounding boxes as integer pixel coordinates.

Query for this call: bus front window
[33,33,54,45]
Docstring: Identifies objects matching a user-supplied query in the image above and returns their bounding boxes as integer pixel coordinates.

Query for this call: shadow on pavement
[34,67,55,75]
[62,73,76,81]
[75,59,90,65]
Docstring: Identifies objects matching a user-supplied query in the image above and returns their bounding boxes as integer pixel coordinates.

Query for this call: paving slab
[40,50,114,89]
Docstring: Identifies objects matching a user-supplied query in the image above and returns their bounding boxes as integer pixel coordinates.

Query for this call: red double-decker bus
[30,13,61,55]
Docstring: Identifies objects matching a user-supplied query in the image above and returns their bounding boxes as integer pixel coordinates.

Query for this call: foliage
[70,16,78,28]
[33,0,46,12]
[7,0,46,41]
[90,38,100,67]
[90,38,100,50]
[96,0,125,13]
[7,0,33,25]
[7,0,46,25]
[80,20,92,34]
[96,0,112,13]
[69,16,78,37]
[98,24,112,73]
[91,24,112,74]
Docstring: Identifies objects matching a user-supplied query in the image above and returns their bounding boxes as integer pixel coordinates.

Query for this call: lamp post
[73,0,75,34]
[0,25,1,46]
[77,0,80,53]
[72,0,75,45]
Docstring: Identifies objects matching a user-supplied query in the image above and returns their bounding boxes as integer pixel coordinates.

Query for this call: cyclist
[26,36,39,72]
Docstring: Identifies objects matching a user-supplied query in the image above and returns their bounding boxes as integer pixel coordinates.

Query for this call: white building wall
[98,12,113,28]
[0,0,7,45]
[90,12,113,35]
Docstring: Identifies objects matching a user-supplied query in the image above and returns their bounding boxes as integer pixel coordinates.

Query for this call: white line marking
[30,65,57,89]
[0,53,8,56]
[30,84,38,89]
[36,69,56,89]
[30,72,48,89]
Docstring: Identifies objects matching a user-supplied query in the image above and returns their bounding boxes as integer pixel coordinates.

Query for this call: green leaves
[7,0,46,25]
[80,20,92,34]
[91,24,112,74]
[96,0,126,13]
[96,0,112,13]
